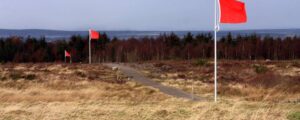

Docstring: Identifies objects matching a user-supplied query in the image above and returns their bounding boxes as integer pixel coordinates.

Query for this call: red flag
[220,0,247,24]
[89,29,100,40]
[65,50,71,57]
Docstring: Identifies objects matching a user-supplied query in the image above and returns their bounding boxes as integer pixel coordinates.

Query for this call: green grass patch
[287,111,300,120]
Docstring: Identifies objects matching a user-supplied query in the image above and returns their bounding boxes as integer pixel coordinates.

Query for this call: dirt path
[105,63,201,101]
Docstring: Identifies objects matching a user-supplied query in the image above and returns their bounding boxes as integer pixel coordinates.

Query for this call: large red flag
[65,50,71,57]
[220,0,247,24]
[89,29,100,40]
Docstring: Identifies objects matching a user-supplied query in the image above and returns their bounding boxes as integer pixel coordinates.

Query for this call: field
[0,60,299,120]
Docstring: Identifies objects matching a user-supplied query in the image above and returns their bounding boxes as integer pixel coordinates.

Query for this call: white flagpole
[64,50,66,63]
[70,55,72,64]
[89,30,92,64]
[214,0,219,102]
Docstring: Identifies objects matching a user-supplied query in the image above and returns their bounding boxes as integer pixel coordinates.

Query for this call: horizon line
[0,28,300,32]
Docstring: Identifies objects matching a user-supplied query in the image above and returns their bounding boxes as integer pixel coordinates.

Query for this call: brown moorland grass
[0,62,299,120]
[130,60,300,102]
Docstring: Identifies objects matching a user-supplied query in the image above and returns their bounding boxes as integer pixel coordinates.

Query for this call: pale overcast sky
[0,0,299,31]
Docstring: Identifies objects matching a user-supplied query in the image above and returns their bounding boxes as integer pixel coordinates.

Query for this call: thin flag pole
[89,30,92,64]
[64,50,66,63]
[214,0,218,102]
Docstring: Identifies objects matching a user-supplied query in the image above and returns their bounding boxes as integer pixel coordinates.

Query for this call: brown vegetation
[131,60,300,102]
[0,62,299,119]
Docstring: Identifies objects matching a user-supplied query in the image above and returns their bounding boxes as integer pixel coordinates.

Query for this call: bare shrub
[248,72,282,88]
[291,61,300,68]
[219,85,244,96]
[9,72,36,81]
[9,72,23,80]
[24,74,36,80]
[177,74,186,79]
[75,71,86,78]
[154,63,165,68]
[194,59,208,67]
[248,72,300,94]
[154,110,169,117]
[285,76,300,94]
[253,64,268,74]
[87,72,99,80]
[0,76,7,81]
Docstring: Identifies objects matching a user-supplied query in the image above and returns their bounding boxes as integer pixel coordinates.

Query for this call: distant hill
[0,29,299,41]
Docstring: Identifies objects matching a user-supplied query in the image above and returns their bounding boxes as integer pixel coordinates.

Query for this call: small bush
[24,74,36,80]
[154,110,169,117]
[253,64,268,74]
[287,111,300,120]
[0,76,7,81]
[177,74,186,79]
[9,72,23,80]
[9,72,36,81]
[291,61,300,68]
[154,63,165,68]
[248,72,282,89]
[146,89,156,95]
[194,59,208,66]
[75,71,86,78]
[87,72,99,80]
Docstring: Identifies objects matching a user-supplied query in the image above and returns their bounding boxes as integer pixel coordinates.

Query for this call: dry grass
[0,62,299,120]
[133,60,300,102]
[0,63,169,102]
[0,99,298,120]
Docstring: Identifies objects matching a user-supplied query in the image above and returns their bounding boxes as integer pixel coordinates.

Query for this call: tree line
[0,32,299,63]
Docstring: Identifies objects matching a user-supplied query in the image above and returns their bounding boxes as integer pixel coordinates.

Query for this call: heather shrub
[9,72,23,80]
[9,72,36,81]
[253,64,268,74]
[291,61,300,67]
[194,59,208,66]
[24,74,36,80]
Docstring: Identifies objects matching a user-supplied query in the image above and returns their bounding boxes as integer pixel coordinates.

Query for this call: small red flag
[220,0,247,24]
[89,29,100,40]
[65,50,71,57]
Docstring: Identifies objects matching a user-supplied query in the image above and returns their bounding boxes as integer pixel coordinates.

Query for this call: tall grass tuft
[9,72,36,81]
[194,59,208,67]
[253,64,268,74]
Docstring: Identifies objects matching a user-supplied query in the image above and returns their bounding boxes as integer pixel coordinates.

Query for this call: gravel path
[105,63,201,101]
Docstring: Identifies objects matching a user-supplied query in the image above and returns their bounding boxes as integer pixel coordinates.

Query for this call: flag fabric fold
[219,0,247,24]
[89,29,100,40]
[65,50,71,57]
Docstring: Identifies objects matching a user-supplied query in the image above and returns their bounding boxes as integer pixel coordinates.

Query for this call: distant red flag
[220,0,247,24]
[65,50,71,57]
[89,29,100,40]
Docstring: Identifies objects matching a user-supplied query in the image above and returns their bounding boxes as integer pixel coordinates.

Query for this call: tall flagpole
[64,50,66,63]
[70,55,72,64]
[214,0,218,102]
[89,30,92,64]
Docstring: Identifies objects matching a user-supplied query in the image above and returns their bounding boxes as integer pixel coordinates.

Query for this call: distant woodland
[0,32,300,63]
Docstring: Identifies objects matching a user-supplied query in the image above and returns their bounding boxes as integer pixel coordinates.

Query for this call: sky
[0,0,299,31]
